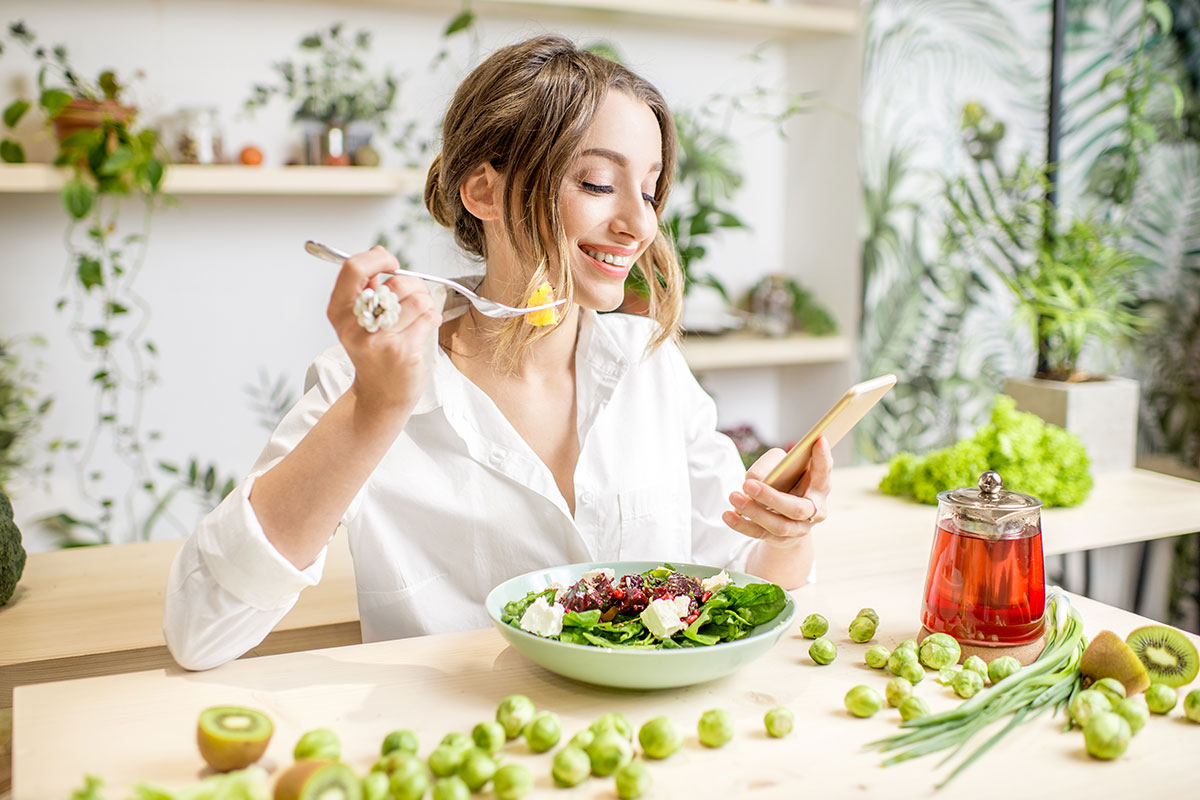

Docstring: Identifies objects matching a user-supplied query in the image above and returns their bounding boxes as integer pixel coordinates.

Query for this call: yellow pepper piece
[525,281,558,327]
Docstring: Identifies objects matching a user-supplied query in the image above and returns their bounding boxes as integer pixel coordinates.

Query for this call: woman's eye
[642,192,661,209]
[582,181,614,194]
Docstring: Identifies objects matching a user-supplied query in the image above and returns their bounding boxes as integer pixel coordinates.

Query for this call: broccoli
[1,487,27,606]
[879,394,1093,507]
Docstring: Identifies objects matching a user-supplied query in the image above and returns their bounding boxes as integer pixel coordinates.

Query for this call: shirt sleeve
[162,348,355,670]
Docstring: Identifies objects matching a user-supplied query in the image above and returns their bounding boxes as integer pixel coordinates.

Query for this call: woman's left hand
[722,436,833,548]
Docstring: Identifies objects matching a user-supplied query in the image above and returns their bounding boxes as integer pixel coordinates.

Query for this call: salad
[500,565,788,649]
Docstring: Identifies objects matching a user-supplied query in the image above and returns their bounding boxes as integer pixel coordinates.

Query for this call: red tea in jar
[919,471,1046,647]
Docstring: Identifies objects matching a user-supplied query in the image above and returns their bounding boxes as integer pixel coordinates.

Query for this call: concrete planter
[1002,376,1140,473]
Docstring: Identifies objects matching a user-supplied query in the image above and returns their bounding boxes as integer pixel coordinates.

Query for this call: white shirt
[163,310,755,670]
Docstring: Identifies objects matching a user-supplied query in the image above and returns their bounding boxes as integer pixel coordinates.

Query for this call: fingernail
[745,482,761,498]
[730,492,746,508]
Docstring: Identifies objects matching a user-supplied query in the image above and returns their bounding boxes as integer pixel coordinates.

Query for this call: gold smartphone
[763,373,898,492]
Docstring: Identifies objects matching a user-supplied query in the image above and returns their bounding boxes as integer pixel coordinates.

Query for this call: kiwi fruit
[1125,624,1200,688]
[197,705,274,772]
[275,760,363,800]
[1079,630,1150,695]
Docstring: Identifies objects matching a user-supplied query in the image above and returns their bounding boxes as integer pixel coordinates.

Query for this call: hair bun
[424,152,453,228]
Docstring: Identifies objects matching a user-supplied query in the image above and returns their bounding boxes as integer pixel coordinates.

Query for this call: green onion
[866,592,1086,789]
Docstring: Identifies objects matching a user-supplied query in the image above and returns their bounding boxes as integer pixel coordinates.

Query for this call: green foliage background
[858,0,1200,623]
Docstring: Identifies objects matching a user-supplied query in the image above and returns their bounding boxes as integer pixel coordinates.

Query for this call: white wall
[1,1,858,549]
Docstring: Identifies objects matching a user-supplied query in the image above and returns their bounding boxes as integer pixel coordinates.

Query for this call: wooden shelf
[395,0,860,38]
[680,331,851,370]
[0,163,423,196]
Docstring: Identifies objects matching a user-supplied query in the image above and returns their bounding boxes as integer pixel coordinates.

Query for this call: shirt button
[489,450,505,466]
[581,490,595,504]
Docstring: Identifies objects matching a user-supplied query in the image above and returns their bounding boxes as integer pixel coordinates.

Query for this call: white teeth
[584,248,632,267]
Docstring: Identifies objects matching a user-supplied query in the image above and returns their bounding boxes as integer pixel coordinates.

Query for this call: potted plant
[244,23,398,166]
[945,103,1153,472]
[1,22,172,544]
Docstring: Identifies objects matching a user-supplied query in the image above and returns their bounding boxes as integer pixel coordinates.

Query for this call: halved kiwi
[1080,630,1150,695]
[1125,625,1200,688]
[274,760,362,800]
[197,705,274,772]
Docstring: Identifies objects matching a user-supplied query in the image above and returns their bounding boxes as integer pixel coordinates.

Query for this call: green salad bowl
[484,561,796,689]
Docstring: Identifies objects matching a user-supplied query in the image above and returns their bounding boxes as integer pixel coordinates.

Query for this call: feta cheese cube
[640,597,685,639]
[580,567,615,584]
[519,596,565,638]
[672,595,692,618]
[702,570,732,593]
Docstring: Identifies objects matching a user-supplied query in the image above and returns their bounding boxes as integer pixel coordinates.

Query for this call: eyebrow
[580,147,663,173]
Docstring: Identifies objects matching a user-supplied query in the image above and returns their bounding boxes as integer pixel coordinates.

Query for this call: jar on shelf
[175,107,225,164]
[748,274,794,338]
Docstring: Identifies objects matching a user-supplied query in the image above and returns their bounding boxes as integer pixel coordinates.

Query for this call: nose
[610,187,658,243]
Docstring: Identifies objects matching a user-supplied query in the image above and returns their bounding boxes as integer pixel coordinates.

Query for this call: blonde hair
[424,34,682,371]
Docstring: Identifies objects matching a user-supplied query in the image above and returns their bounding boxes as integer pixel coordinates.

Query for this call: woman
[163,35,831,671]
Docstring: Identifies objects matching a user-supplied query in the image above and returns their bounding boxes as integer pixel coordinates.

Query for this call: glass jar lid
[936,470,1042,537]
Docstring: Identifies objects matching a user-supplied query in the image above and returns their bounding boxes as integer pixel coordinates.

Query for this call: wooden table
[13,568,1200,799]
[817,465,1200,581]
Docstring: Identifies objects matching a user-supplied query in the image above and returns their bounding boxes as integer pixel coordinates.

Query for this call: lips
[579,245,634,278]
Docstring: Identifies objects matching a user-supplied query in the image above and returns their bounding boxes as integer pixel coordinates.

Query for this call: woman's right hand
[326,245,442,418]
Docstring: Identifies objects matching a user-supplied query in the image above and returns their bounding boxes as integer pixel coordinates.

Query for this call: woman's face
[559,91,664,311]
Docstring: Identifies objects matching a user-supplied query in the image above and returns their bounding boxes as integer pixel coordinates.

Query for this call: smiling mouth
[580,246,634,277]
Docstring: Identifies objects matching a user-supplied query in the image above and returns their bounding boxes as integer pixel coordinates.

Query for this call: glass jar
[176,107,224,164]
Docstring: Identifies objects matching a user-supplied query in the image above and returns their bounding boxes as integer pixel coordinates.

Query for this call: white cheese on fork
[519,596,565,638]
[641,597,685,639]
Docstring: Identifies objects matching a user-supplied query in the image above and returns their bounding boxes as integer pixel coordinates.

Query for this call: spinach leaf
[719,583,787,625]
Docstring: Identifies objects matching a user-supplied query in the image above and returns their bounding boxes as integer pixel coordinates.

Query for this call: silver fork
[305,241,567,319]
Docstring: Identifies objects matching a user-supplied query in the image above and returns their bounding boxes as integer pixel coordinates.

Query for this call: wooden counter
[13,568,1200,799]
[817,465,1200,581]
[0,531,359,708]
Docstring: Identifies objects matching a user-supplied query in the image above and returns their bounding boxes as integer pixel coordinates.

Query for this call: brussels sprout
[587,729,634,776]
[432,775,469,800]
[567,728,595,751]
[440,731,472,751]
[1184,689,1200,723]
[885,676,914,708]
[362,771,390,800]
[381,728,419,757]
[1069,689,1113,727]
[589,712,634,741]
[615,761,652,799]
[800,613,829,639]
[898,660,925,685]
[457,747,498,791]
[844,685,884,718]
[864,644,891,669]
[1112,697,1149,736]
[898,638,918,652]
[763,707,794,738]
[809,637,837,665]
[638,716,683,759]
[523,711,561,753]
[951,668,984,698]
[849,615,877,643]
[898,696,932,721]
[496,695,536,739]
[1083,711,1131,760]
[856,607,880,626]
[1092,677,1126,706]
[294,728,341,761]
[388,754,430,800]
[987,656,1021,685]
[551,745,591,787]
[918,633,961,669]
[936,666,962,685]
[472,721,506,755]
[698,708,735,747]
[962,655,987,680]
[428,743,468,778]
[887,646,918,676]
[1145,683,1177,714]
[493,763,534,800]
